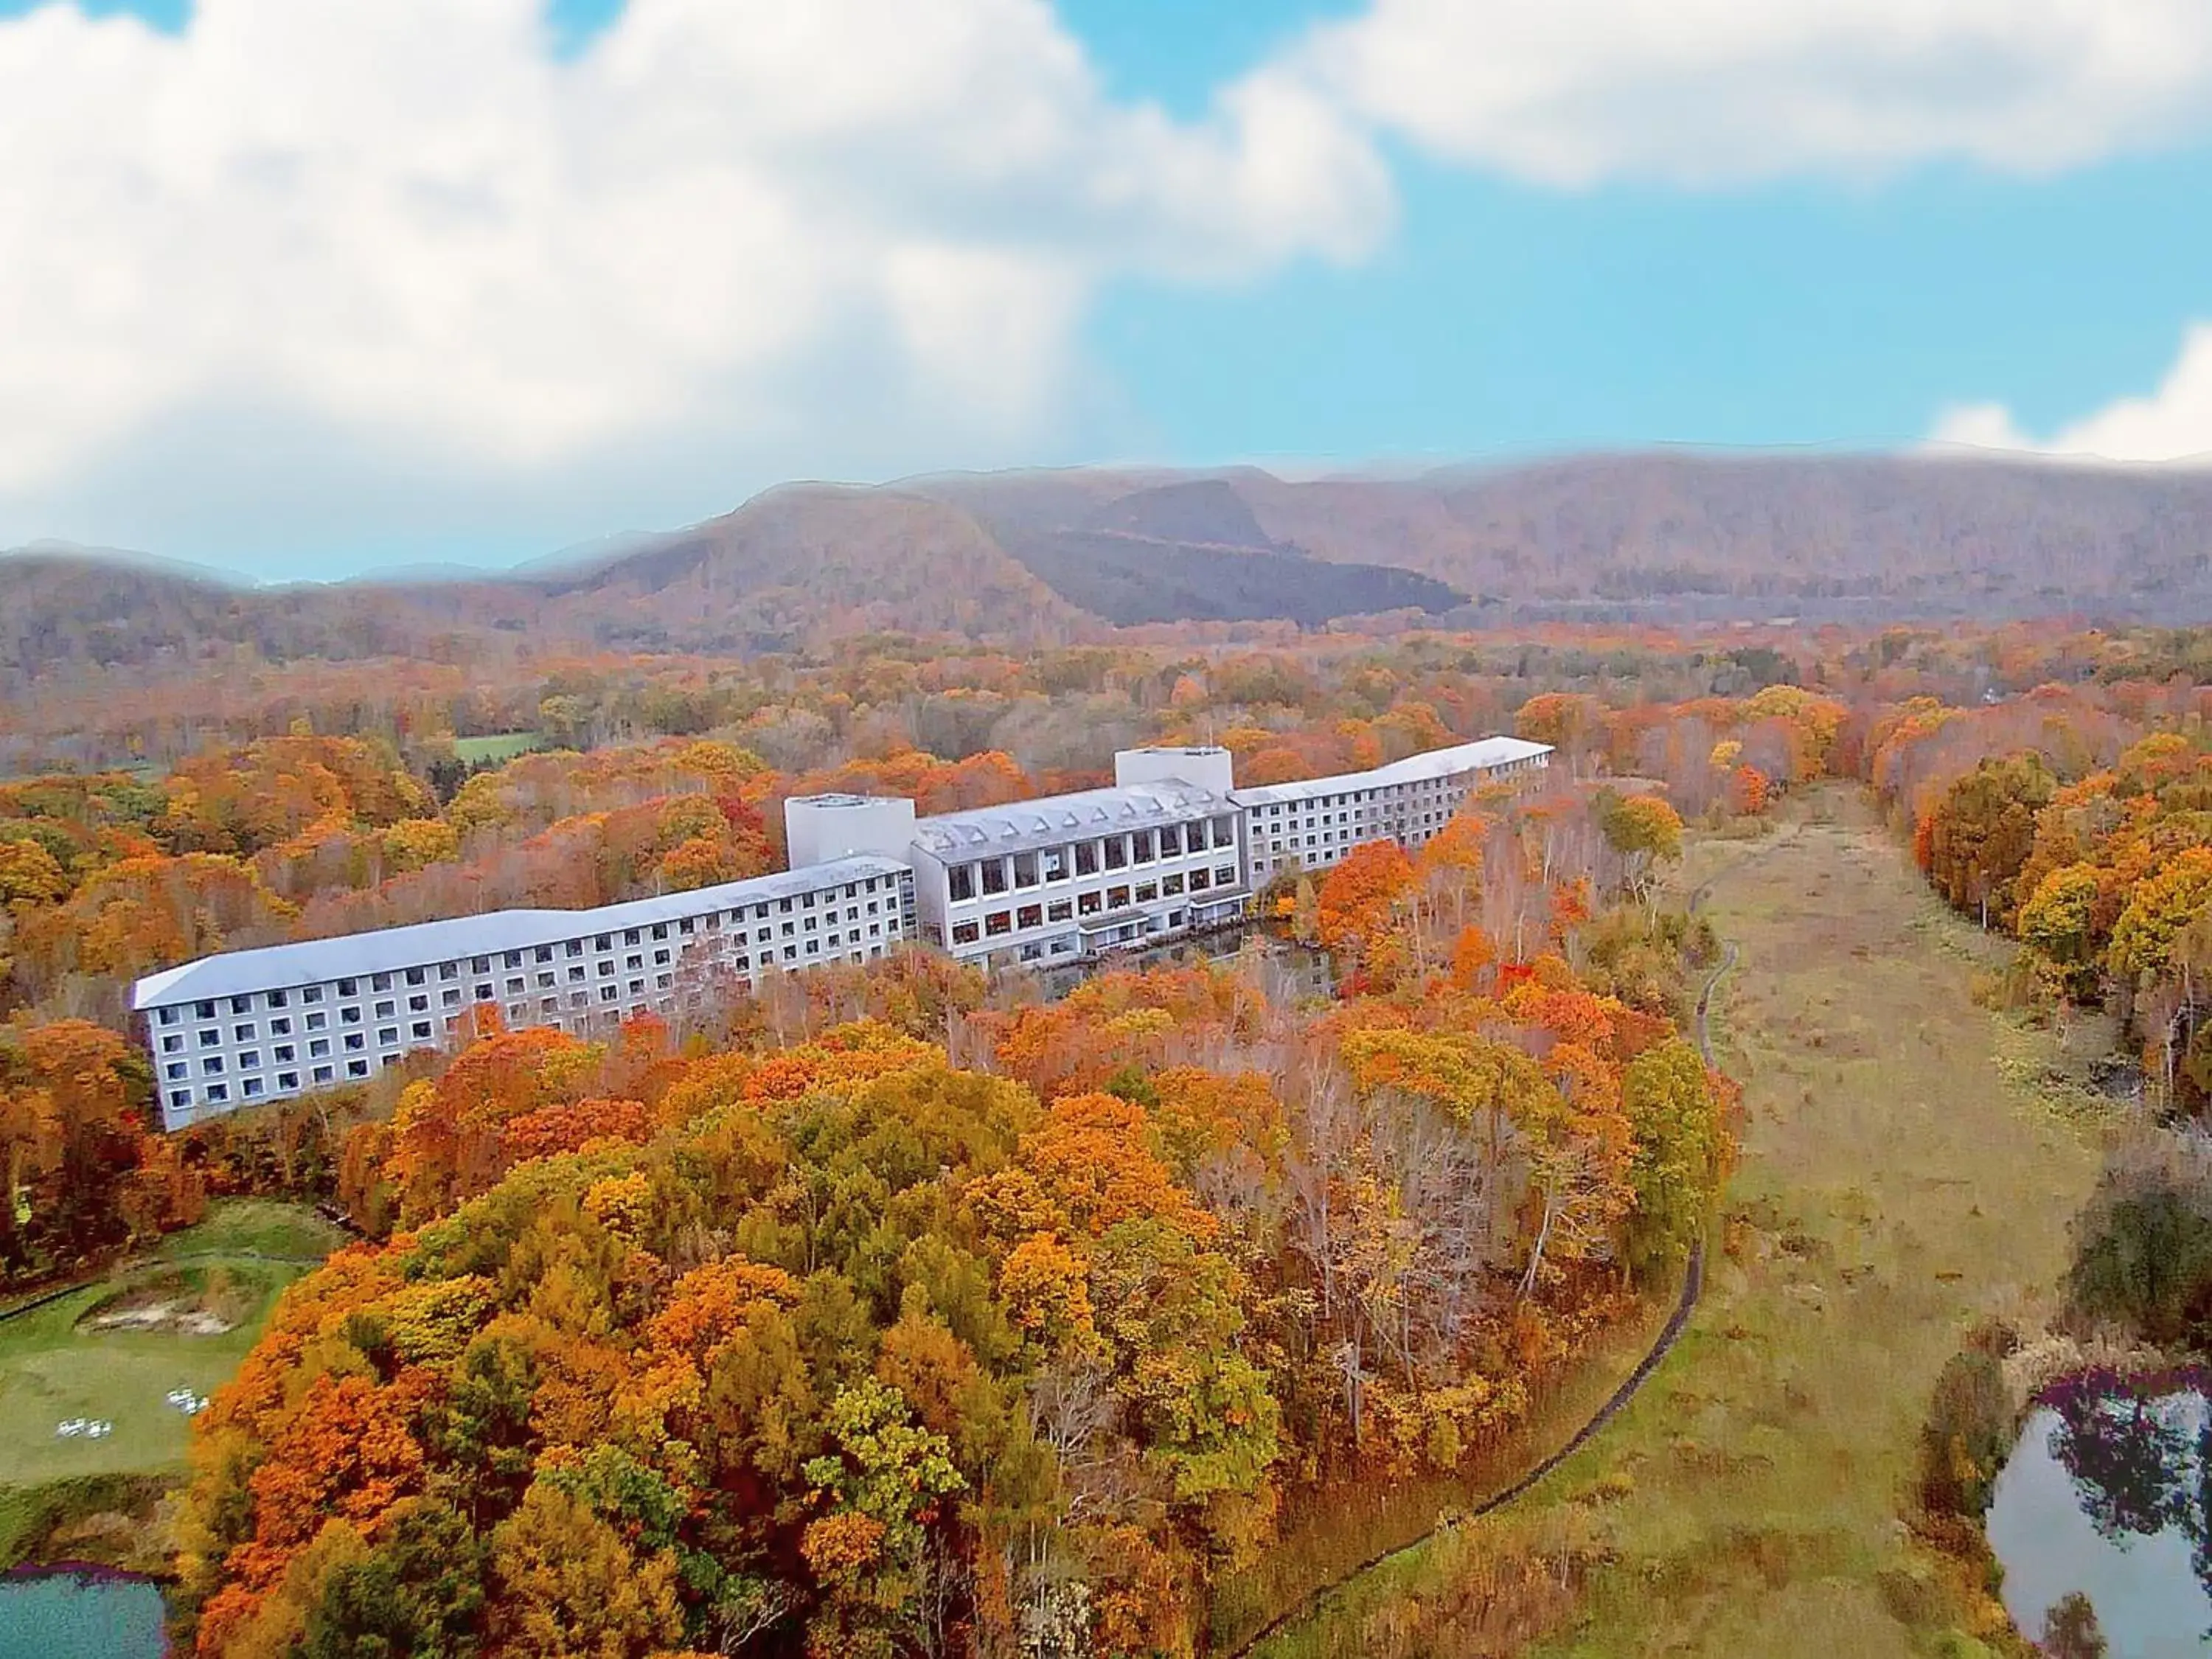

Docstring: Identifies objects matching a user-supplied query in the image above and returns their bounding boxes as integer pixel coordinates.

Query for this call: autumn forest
[7,611,2212,1657]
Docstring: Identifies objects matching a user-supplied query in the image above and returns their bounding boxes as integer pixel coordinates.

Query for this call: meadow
[0,1200,346,1570]
[1257,787,2112,1658]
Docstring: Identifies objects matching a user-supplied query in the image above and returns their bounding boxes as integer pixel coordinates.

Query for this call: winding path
[1225,923,1740,1656]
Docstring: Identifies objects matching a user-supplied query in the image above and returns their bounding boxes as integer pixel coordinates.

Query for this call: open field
[1259,787,2111,1658]
[0,1201,346,1565]
[451,730,545,765]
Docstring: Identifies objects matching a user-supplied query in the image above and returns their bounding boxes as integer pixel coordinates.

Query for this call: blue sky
[3,0,2211,576]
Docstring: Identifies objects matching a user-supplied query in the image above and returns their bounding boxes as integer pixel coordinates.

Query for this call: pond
[0,1568,165,1659]
[1987,1371,2212,1655]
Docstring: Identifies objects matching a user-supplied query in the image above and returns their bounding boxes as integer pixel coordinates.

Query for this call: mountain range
[10,451,2212,691]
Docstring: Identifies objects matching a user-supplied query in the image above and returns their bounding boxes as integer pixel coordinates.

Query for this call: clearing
[0,1200,347,1566]
[1257,787,2110,1657]
[451,731,546,766]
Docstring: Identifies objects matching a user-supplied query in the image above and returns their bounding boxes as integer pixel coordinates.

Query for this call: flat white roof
[1229,736,1552,807]
[131,855,911,1010]
[911,780,1234,860]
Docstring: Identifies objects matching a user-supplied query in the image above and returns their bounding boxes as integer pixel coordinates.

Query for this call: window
[951,921,981,945]
[1158,823,1181,856]
[404,966,425,986]
[195,1000,215,1019]
[269,1017,291,1036]
[1162,872,1185,895]
[411,1020,432,1040]
[1133,883,1157,903]
[535,972,555,989]
[374,999,395,1019]
[344,1032,365,1051]
[1103,837,1127,870]
[439,961,459,980]
[378,1027,399,1047]
[476,983,495,1001]
[243,1077,264,1098]
[165,1062,187,1080]
[1013,851,1038,888]
[1042,847,1068,881]
[1131,830,1154,863]
[504,977,524,995]
[1077,891,1102,915]
[310,1037,331,1058]
[1189,869,1211,890]
[205,1083,228,1103]
[1106,886,1130,908]
[1047,900,1073,922]
[981,860,1008,895]
[302,985,324,1004]
[277,1071,299,1091]
[347,1060,369,1079]
[268,989,288,1008]
[443,987,462,1006]
[984,911,1012,937]
[1074,841,1099,876]
[202,1056,224,1074]
[159,1006,180,1026]
[1016,904,1042,929]
[231,994,253,1014]
[198,1028,219,1048]
[372,972,392,992]
[565,939,584,957]
[1211,815,1237,847]
[162,1034,183,1053]
[1186,820,1209,852]
[1216,865,1237,887]
[313,1065,334,1084]
[273,1044,294,1062]
[238,1050,260,1069]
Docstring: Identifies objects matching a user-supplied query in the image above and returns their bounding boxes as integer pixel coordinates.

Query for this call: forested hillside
[14,453,2212,696]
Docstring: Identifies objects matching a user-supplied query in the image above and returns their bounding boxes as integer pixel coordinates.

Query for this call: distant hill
[11,451,2212,690]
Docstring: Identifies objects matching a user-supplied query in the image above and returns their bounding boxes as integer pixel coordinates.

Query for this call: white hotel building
[133,735,1548,1128]
[1237,734,1552,886]
[133,857,914,1129]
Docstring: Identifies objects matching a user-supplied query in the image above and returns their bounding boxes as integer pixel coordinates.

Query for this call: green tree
[1620,1038,1723,1285]
[303,1497,488,1659]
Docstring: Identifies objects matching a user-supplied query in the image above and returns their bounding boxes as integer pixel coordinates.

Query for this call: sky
[6,0,2212,579]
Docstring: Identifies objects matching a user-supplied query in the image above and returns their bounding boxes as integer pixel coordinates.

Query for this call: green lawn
[451,731,546,766]
[1256,788,2110,1658]
[0,1201,345,1563]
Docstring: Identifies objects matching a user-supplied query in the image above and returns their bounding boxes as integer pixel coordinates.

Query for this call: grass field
[1258,787,2111,1658]
[451,731,545,765]
[0,1200,346,1565]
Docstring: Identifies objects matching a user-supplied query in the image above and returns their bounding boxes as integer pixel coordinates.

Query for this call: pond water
[0,1569,165,1659]
[1987,1372,2212,1655]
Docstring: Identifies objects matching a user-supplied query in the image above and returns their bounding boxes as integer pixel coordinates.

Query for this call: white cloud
[0,0,1389,568]
[1281,0,2212,185]
[1931,324,2212,464]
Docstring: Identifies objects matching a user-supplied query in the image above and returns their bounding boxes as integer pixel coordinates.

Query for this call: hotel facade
[133,735,1548,1127]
